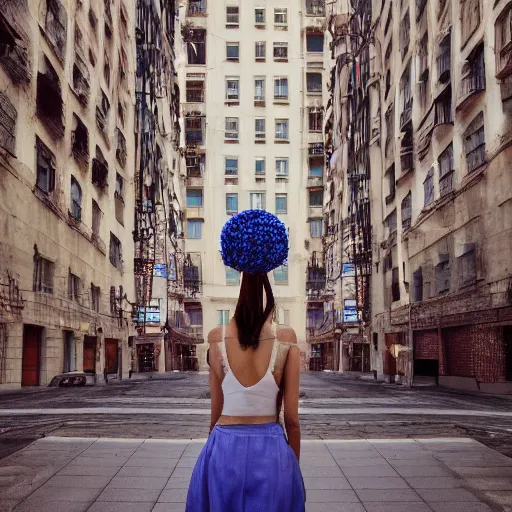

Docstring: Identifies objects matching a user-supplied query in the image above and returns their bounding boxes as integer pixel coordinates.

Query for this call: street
[1,374,512,511]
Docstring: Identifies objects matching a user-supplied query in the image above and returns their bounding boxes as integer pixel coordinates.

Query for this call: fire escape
[345,0,373,326]
[133,1,166,333]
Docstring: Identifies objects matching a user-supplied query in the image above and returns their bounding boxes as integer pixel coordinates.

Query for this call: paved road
[1,373,512,459]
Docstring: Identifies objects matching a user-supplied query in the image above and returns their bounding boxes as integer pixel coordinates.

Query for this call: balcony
[437,51,451,83]
[309,142,324,156]
[187,0,206,16]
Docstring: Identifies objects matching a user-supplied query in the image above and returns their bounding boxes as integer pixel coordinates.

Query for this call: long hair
[234,272,275,350]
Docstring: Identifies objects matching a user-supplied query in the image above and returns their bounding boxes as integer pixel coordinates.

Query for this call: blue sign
[137,307,161,323]
[154,264,167,278]
[343,310,359,323]
[342,264,355,276]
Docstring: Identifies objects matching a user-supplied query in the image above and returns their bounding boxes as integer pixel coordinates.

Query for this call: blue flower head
[221,210,289,274]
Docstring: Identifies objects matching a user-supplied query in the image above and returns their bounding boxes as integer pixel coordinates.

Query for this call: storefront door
[22,325,42,386]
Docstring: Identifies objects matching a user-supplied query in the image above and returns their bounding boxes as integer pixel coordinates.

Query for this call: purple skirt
[186,423,305,512]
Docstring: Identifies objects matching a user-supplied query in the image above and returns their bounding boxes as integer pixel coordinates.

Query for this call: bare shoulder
[277,326,297,344]
[207,326,223,344]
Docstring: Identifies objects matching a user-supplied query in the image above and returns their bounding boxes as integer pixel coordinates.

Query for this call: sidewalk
[0,437,511,512]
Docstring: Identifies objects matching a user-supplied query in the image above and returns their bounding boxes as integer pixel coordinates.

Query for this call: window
[226,42,239,61]
[435,253,450,294]
[255,41,266,60]
[464,112,485,173]
[273,43,288,61]
[496,5,512,78]
[187,220,203,239]
[254,78,265,101]
[36,137,56,194]
[70,176,82,221]
[44,0,67,62]
[226,77,240,101]
[412,268,423,303]
[92,146,109,190]
[386,209,397,235]
[274,265,288,284]
[309,108,323,132]
[438,143,454,196]
[92,199,101,237]
[186,189,203,207]
[185,115,205,145]
[306,34,324,52]
[307,303,323,329]
[275,119,289,140]
[225,157,238,175]
[276,193,288,213]
[274,77,289,100]
[217,310,230,325]
[309,189,323,207]
[185,29,206,65]
[461,0,480,47]
[91,284,100,312]
[460,44,485,99]
[392,267,401,302]
[71,115,89,164]
[226,193,238,214]
[188,0,206,16]
[186,152,205,177]
[185,303,203,326]
[306,0,325,16]
[34,256,55,294]
[437,33,451,83]
[276,158,289,177]
[424,167,434,206]
[255,7,265,25]
[68,271,80,303]
[399,10,410,59]
[457,243,477,288]
[116,128,126,168]
[255,157,266,175]
[109,233,122,269]
[309,157,323,178]
[401,192,412,230]
[385,165,395,204]
[226,6,239,27]
[310,219,323,237]
[274,8,288,27]
[186,78,205,102]
[250,192,266,210]
[225,117,239,140]
[96,90,110,135]
[225,267,240,285]
[255,118,266,140]
[400,62,412,127]
[434,86,453,126]
[37,56,64,138]
[306,73,322,93]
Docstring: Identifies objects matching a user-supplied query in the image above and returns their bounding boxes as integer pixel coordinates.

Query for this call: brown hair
[234,272,275,350]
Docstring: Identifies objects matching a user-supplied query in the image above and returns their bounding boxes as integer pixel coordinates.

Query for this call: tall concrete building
[0,0,186,388]
[178,0,331,371]
[326,0,512,390]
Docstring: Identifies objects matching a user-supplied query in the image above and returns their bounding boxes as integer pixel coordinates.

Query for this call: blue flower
[221,210,289,274]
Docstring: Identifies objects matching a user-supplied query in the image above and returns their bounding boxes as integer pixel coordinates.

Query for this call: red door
[22,326,41,386]
[83,336,97,373]
[105,339,119,374]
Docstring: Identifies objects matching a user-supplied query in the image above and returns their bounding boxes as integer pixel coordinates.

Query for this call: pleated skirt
[186,423,305,512]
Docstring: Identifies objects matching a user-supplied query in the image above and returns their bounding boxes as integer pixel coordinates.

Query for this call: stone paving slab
[0,437,510,511]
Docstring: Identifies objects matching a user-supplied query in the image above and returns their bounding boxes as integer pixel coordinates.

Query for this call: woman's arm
[283,342,301,461]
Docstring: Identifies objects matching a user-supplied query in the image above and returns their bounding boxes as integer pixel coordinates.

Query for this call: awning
[168,325,204,345]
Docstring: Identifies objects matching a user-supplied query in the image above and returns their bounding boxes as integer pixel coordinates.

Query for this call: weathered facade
[0,0,137,389]
[327,0,512,391]
[178,0,331,371]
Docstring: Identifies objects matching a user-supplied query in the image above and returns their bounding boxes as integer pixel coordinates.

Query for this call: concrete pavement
[0,436,511,512]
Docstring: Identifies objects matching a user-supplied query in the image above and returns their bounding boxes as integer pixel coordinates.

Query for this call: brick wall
[441,325,507,382]
[414,330,439,360]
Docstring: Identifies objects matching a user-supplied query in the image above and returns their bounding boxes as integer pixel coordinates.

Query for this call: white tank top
[219,323,280,417]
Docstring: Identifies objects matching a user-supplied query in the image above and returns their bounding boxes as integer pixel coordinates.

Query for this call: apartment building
[0,0,137,388]
[327,0,512,391]
[179,0,330,371]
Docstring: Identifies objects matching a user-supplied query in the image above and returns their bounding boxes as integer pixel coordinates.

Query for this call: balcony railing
[309,143,324,156]
[306,0,325,16]
[400,101,412,128]
[459,71,485,99]
[188,0,206,16]
[400,152,414,174]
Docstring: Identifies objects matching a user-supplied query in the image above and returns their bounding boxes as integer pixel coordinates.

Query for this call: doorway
[137,343,155,372]
[63,331,77,373]
[83,336,97,373]
[105,338,119,374]
[22,325,42,386]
